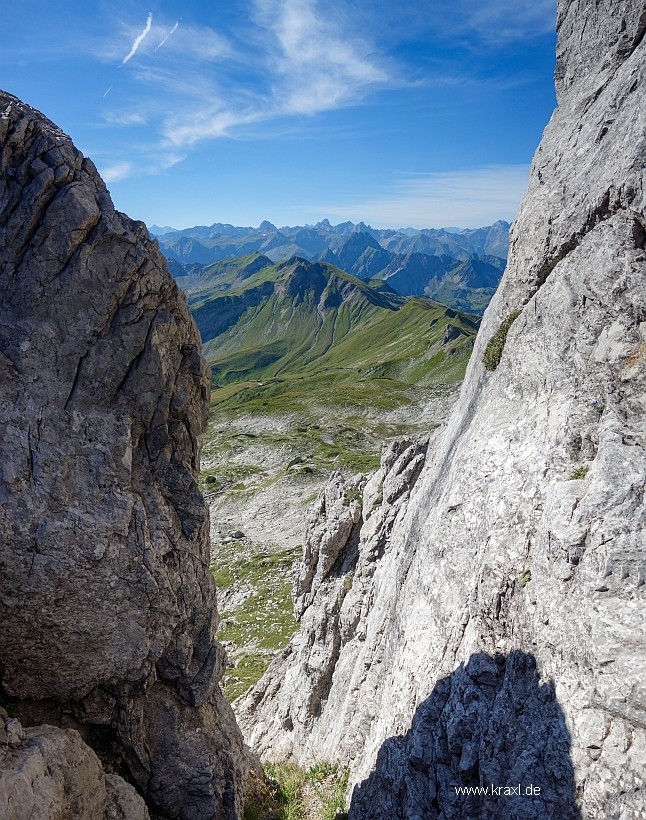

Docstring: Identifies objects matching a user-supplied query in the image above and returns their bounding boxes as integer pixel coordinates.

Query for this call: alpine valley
[167,249,482,700]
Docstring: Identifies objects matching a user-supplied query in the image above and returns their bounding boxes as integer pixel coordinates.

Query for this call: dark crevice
[631,216,646,249]
[112,312,158,401]
[4,182,62,272]
[581,77,611,116]
[627,14,646,57]
[63,351,90,411]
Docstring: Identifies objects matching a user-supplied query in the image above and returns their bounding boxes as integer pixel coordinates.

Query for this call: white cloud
[359,0,556,49]
[97,152,185,185]
[94,1,552,178]
[102,110,149,126]
[121,12,153,65]
[319,165,530,228]
[171,24,232,61]
[159,0,391,148]
[101,161,134,182]
[165,107,262,146]
[259,0,388,112]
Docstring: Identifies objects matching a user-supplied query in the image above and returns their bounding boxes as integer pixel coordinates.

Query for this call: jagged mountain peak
[157,218,510,313]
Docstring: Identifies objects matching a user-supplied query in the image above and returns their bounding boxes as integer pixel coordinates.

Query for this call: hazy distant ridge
[155,219,509,314]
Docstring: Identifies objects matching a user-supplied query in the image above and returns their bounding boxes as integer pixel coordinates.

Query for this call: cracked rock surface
[238,3,646,817]
[0,91,247,819]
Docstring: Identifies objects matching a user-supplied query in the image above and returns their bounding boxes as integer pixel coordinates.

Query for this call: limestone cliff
[238,2,646,817]
[0,91,247,818]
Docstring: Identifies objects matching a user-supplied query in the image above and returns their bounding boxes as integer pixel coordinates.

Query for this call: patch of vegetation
[482,310,521,371]
[243,762,349,820]
[223,654,272,703]
[212,566,234,589]
[199,463,261,493]
[568,465,589,480]
[313,766,349,820]
[214,545,300,700]
[219,583,298,651]
[518,569,532,589]
[342,574,354,592]
[268,763,309,820]
[342,487,363,506]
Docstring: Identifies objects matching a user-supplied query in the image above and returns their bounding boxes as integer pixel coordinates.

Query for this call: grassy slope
[190,256,479,412]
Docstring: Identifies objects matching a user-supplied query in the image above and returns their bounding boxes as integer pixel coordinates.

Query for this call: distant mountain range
[181,255,479,393]
[153,219,509,315]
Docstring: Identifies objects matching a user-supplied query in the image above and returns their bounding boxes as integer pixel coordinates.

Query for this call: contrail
[122,12,153,65]
[102,84,113,98]
[155,20,180,52]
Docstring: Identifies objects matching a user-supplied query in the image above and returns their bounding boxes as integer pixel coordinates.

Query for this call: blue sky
[1,0,557,229]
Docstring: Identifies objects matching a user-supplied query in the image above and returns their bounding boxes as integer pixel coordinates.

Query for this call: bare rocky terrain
[203,386,460,700]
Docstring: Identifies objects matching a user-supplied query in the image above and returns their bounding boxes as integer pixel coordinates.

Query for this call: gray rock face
[0,91,247,818]
[238,3,646,817]
[0,707,149,820]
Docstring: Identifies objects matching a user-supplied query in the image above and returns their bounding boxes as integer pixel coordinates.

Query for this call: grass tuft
[482,311,521,371]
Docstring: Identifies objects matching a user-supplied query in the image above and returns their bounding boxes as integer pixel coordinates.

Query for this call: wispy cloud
[361,0,556,50]
[121,12,153,65]
[102,110,149,126]
[257,0,388,114]
[319,165,530,228]
[462,0,556,43]
[101,161,134,182]
[155,20,180,52]
[98,150,185,184]
[159,0,391,148]
[92,1,552,182]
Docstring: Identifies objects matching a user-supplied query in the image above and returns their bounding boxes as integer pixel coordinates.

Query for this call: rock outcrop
[0,91,247,818]
[237,436,429,758]
[0,707,149,820]
[238,2,646,817]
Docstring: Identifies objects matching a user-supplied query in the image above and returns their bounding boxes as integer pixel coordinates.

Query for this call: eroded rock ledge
[0,91,247,819]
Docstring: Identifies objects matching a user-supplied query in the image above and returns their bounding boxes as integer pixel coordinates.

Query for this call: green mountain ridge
[172,230,505,316]
[157,220,508,316]
[184,255,479,413]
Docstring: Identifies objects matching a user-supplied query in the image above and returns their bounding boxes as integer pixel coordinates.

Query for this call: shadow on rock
[349,651,580,820]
